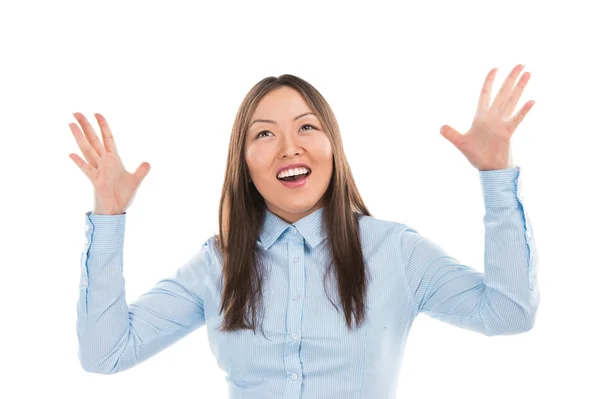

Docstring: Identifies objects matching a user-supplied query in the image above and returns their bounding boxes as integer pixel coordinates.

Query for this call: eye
[255,124,317,139]
[256,130,273,138]
[300,124,317,131]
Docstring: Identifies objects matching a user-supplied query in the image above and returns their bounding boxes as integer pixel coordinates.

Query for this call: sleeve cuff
[84,210,127,252]
[479,165,522,208]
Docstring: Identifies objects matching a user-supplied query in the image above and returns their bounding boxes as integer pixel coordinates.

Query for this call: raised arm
[400,166,539,336]
[76,211,212,374]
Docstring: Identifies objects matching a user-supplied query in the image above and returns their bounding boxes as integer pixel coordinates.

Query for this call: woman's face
[245,86,333,224]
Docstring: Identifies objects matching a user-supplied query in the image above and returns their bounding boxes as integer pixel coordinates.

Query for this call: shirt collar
[258,206,327,250]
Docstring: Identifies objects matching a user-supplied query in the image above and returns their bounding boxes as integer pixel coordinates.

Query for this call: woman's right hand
[69,112,151,215]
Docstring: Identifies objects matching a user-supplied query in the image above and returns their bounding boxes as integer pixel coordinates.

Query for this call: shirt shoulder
[202,234,222,265]
[357,212,408,234]
[356,212,417,248]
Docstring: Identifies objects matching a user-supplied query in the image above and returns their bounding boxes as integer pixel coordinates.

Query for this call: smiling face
[244,86,333,224]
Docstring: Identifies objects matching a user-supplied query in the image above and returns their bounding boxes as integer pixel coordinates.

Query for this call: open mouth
[277,169,312,182]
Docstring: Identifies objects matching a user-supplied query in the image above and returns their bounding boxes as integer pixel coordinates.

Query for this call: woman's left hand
[440,64,535,171]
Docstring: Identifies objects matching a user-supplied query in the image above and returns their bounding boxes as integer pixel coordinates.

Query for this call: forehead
[252,86,311,118]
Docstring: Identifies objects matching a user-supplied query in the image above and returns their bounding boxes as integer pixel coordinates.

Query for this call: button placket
[284,238,304,386]
[288,243,303,307]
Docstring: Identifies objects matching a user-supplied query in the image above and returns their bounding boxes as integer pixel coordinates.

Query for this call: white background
[1,0,598,398]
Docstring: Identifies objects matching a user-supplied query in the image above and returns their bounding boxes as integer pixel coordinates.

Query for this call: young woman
[71,64,539,398]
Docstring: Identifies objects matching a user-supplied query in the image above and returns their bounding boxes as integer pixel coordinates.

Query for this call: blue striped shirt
[76,165,539,398]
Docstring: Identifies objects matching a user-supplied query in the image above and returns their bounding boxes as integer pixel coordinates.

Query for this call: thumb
[440,125,464,148]
[134,162,151,184]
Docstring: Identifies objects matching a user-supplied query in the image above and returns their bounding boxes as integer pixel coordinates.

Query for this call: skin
[245,86,333,224]
[440,64,535,171]
[67,65,532,217]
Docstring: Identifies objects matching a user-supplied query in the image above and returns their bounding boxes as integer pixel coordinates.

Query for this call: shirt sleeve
[76,211,212,374]
[399,165,540,336]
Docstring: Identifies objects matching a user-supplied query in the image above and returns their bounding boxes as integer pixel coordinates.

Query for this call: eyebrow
[249,112,316,128]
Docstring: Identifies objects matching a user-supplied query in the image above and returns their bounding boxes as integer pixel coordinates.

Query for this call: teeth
[277,167,310,179]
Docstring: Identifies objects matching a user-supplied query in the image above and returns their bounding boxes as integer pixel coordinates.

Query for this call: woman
[71,64,539,398]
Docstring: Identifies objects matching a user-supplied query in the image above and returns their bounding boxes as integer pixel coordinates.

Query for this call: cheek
[312,138,333,167]
[245,148,272,180]
[305,141,333,187]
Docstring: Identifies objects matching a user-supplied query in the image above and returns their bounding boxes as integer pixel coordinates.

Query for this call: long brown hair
[216,74,372,335]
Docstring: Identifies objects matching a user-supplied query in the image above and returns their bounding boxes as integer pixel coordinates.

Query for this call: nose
[279,129,303,159]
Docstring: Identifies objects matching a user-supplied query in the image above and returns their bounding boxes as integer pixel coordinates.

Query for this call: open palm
[68,112,151,215]
[440,64,535,171]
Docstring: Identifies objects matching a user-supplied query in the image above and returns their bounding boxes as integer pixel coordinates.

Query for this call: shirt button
[291,333,298,340]
[293,257,299,263]
[526,230,532,239]
[291,373,298,381]
[293,295,300,301]
[291,228,298,234]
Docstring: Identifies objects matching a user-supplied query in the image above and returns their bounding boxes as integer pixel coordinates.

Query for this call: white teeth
[277,167,310,179]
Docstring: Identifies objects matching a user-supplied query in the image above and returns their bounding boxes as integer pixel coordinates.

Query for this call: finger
[73,112,107,158]
[134,161,151,184]
[440,125,465,148]
[94,113,119,154]
[69,152,95,180]
[506,100,535,133]
[491,64,525,111]
[69,122,100,168]
[500,71,531,120]
[477,68,498,112]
